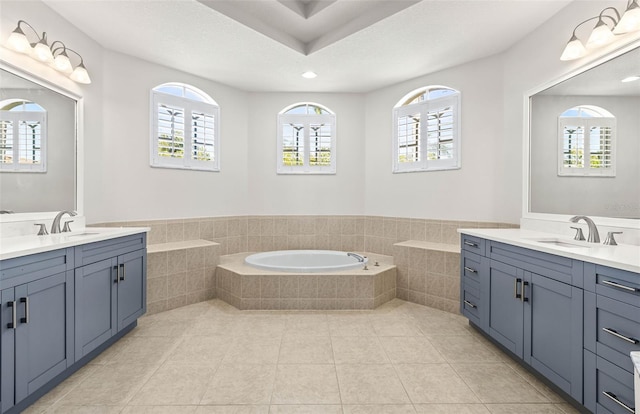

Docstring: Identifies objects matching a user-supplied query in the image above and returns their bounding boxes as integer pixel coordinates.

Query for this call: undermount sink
[532,238,590,249]
[65,232,100,238]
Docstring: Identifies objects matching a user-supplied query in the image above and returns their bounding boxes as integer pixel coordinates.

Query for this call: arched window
[277,102,336,174]
[392,86,460,173]
[0,99,47,172]
[151,83,219,171]
[558,105,615,176]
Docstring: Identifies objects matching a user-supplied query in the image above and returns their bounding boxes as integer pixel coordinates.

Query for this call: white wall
[530,95,640,218]
[246,93,365,215]
[363,55,507,222]
[95,50,250,222]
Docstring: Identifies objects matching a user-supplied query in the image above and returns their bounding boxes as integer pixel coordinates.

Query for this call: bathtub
[244,250,368,273]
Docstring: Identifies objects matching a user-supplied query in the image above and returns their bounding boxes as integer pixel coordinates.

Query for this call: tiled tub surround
[146,240,220,314]
[217,253,396,310]
[94,216,517,314]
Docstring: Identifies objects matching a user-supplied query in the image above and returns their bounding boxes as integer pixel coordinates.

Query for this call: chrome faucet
[347,252,365,262]
[569,215,600,243]
[51,210,77,234]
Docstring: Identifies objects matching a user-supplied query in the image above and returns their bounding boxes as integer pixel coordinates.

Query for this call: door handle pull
[119,263,125,282]
[7,301,17,329]
[20,297,29,324]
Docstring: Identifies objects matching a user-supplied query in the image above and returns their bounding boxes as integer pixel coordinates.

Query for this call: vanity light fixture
[560,2,640,61]
[5,20,91,84]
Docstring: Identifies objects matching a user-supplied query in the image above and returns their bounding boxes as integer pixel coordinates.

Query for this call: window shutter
[558,116,615,177]
[0,110,46,172]
[393,91,460,173]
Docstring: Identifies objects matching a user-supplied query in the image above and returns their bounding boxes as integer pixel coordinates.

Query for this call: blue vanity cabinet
[460,236,585,404]
[74,234,146,361]
[583,263,639,414]
[487,241,584,401]
[0,249,75,413]
[460,250,489,330]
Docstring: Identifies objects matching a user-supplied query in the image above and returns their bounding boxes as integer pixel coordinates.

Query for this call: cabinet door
[487,260,524,358]
[1,289,16,413]
[14,271,74,403]
[75,258,118,361]
[524,272,583,402]
[117,249,146,330]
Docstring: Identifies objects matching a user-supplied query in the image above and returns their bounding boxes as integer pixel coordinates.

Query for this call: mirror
[0,67,77,213]
[529,45,640,220]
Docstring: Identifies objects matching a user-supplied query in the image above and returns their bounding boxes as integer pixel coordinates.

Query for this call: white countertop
[458,228,640,274]
[632,351,640,373]
[0,227,150,261]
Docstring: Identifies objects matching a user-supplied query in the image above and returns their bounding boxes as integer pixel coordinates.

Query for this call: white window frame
[557,115,616,177]
[277,103,336,174]
[0,104,47,173]
[150,85,220,172]
[392,87,461,173]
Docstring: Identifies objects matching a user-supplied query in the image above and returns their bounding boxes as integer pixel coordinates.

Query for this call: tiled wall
[146,244,219,314]
[393,246,461,314]
[96,216,517,314]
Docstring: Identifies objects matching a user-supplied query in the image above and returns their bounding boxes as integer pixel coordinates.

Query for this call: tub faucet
[569,215,600,243]
[347,252,365,262]
[51,210,77,234]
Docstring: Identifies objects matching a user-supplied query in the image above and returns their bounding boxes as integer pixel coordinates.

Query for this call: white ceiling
[42,0,572,93]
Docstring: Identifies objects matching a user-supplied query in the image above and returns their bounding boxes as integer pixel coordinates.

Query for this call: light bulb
[53,52,73,74]
[586,20,615,49]
[32,40,53,62]
[7,28,31,54]
[70,62,91,84]
[613,1,640,34]
[302,71,317,79]
[560,35,587,61]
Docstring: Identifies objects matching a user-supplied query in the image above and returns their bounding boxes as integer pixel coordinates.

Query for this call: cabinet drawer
[462,251,482,282]
[75,233,147,267]
[461,234,485,255]
[584,351,635,414]
[0,248,74,289]
[585,292,640,373]
[585,264,640,307]
[488,241,581,286]
[461,282,481,324]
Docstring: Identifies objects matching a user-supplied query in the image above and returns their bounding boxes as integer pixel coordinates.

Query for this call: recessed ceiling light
[302,71,317,79]
[621,75,640,83]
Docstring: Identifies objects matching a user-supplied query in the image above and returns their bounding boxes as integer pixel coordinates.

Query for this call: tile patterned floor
[24,299,582,414]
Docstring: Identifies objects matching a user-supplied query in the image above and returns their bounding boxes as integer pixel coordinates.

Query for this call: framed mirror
[526,41,640,226]
[0,64,79,215]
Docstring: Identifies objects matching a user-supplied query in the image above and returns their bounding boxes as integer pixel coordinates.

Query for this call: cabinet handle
[464,266,477,274]
[602,391,635,414]
[114,265,119,284]
[601,279,639,293]
[7,301,17,329]
[119,263,126,282]
[602,327,638,344]
[521,281,529,302]
[463,300,477,309]
[20,297,29,324]
[463,241,478,248]
[514,278,522,299]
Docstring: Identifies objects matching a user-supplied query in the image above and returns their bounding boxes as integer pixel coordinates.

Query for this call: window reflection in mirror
[529,46,640,219]
[0,68,76,213]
